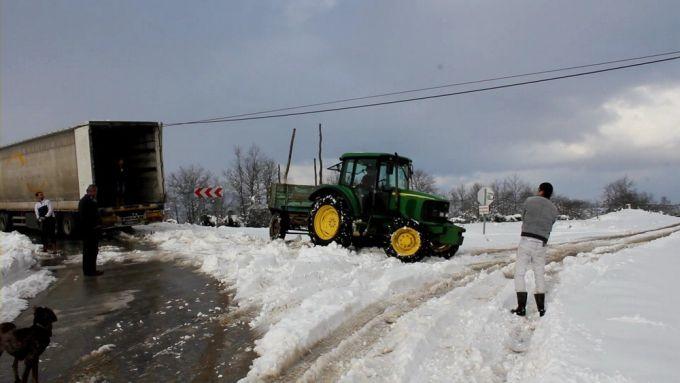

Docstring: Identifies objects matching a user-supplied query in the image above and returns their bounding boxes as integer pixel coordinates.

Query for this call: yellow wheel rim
[313,205,340,240]
[391,227,421,257]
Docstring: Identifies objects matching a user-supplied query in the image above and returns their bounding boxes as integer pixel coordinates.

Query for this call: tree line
[166,144,277,226]
[165,144,676,226]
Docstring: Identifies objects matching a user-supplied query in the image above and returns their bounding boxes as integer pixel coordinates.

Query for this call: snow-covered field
[0,231,55,322]
[137,209,680,382]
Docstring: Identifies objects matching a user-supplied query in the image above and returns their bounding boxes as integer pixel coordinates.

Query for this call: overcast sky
[2,1,679,201]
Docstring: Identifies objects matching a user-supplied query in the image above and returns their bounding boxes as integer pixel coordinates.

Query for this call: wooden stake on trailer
[284,128,296,184]
[313,159,318,186]
[318,123,323,184]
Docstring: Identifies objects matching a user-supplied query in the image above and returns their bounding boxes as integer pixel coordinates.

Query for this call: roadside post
[477,187,494,235]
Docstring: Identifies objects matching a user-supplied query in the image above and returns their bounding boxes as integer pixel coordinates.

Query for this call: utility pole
[318,123,323,185]
[284,128,296,184]
[313,159,318,186]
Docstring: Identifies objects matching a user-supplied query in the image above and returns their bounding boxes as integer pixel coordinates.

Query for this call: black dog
[0,307,58,383]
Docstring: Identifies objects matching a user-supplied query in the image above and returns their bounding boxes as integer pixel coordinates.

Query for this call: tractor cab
[330,153,412,216]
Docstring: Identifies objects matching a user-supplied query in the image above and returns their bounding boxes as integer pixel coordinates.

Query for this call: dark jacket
[78,195,100,233]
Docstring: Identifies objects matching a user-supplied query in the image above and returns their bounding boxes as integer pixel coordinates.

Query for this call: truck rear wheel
[0,212,12,232]
[269,212,288,240]
[59,213,77,237]
[385,218,427,262]
[308,195,352,247]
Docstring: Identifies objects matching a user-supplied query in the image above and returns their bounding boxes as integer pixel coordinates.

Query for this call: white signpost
[477,187,494,234]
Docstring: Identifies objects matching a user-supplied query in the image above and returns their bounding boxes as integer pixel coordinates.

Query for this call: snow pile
[139,210,680,381]
[89,344,116,357]
[142,224,479,379]
[0,232,55,322]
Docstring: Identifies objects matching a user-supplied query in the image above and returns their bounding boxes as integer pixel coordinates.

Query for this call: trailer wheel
[384,218,428,262]
[59,213,77,237]
[269,212,288,240]
[0,213,12,232]
[308,194,352,247]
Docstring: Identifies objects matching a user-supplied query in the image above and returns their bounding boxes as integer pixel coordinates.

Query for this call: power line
[166,53,680,127]
[168,50,680,125]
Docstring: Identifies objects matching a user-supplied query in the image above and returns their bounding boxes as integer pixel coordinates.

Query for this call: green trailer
[267,152,466,262]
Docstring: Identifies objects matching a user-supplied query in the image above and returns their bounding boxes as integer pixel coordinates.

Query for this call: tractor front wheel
[385,218,427,262]
[308,195,352,247]
[432,244,460,259]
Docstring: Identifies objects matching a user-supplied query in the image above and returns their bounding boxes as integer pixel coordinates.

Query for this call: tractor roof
[339,152,412,162]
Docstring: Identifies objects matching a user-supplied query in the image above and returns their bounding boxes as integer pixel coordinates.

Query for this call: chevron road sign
[194,187,223,198]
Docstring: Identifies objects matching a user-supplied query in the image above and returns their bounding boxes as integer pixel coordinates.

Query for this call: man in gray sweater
[511,182,558,317]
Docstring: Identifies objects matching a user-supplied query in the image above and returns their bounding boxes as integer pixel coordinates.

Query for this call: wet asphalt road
[0,232,256,382]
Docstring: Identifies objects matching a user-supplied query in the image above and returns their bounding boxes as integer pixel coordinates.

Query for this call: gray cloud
[2,0,679,201]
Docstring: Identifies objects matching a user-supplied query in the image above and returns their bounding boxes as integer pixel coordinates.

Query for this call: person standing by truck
[34,191,56,253]
[511,182,558,317]
[114,158,128,207]
[79,184,103,276]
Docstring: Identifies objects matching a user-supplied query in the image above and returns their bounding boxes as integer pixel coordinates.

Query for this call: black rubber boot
[535,293,546,317]
[511,292,527,316]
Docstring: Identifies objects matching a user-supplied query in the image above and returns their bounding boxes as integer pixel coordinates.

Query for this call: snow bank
[138,210,680,381]
[341,223,680,382]
[0,232,55,322]
[460,208,680,250]
[510,231,680,382]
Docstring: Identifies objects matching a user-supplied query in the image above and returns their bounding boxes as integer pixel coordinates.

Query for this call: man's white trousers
[514,236,547,293]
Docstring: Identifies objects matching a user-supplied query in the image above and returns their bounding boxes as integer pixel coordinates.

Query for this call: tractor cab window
[352,159,378,189]
[338,161,353,186]
[378,161,411,190]
[396,163,410,189]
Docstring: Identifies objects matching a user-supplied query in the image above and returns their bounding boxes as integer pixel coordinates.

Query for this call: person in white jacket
[34,191,57,253]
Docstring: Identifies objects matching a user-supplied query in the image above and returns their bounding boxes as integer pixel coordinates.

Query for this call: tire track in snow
[270,223,680,383]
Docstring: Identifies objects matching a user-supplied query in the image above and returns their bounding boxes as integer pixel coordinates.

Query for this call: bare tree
[552,195,594,219]
[166,165,223,223]
[411,169,438,194]
[225,144,277,226]
[501,174,533,214]
[602,176,654,212]
[448,182,483,220]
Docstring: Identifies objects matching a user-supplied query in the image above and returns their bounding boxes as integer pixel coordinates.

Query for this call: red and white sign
[479,205,490,215]
[194,187,223,198]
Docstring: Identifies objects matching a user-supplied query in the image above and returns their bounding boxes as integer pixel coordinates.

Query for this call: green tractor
[267,153,465,262]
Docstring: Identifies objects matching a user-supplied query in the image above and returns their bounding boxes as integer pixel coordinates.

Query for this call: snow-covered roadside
[341,230,680,382]
[509,230,680,383]
[136,210,680,380]
[460,208,680,251]
[0,232,56,322]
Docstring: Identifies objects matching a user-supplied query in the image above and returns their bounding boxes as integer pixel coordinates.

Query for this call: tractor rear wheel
[269,212,288,240]
[384,218,427,262]
[308,195,352,247]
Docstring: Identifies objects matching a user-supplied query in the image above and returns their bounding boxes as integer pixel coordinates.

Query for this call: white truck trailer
[0,121,165,235]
